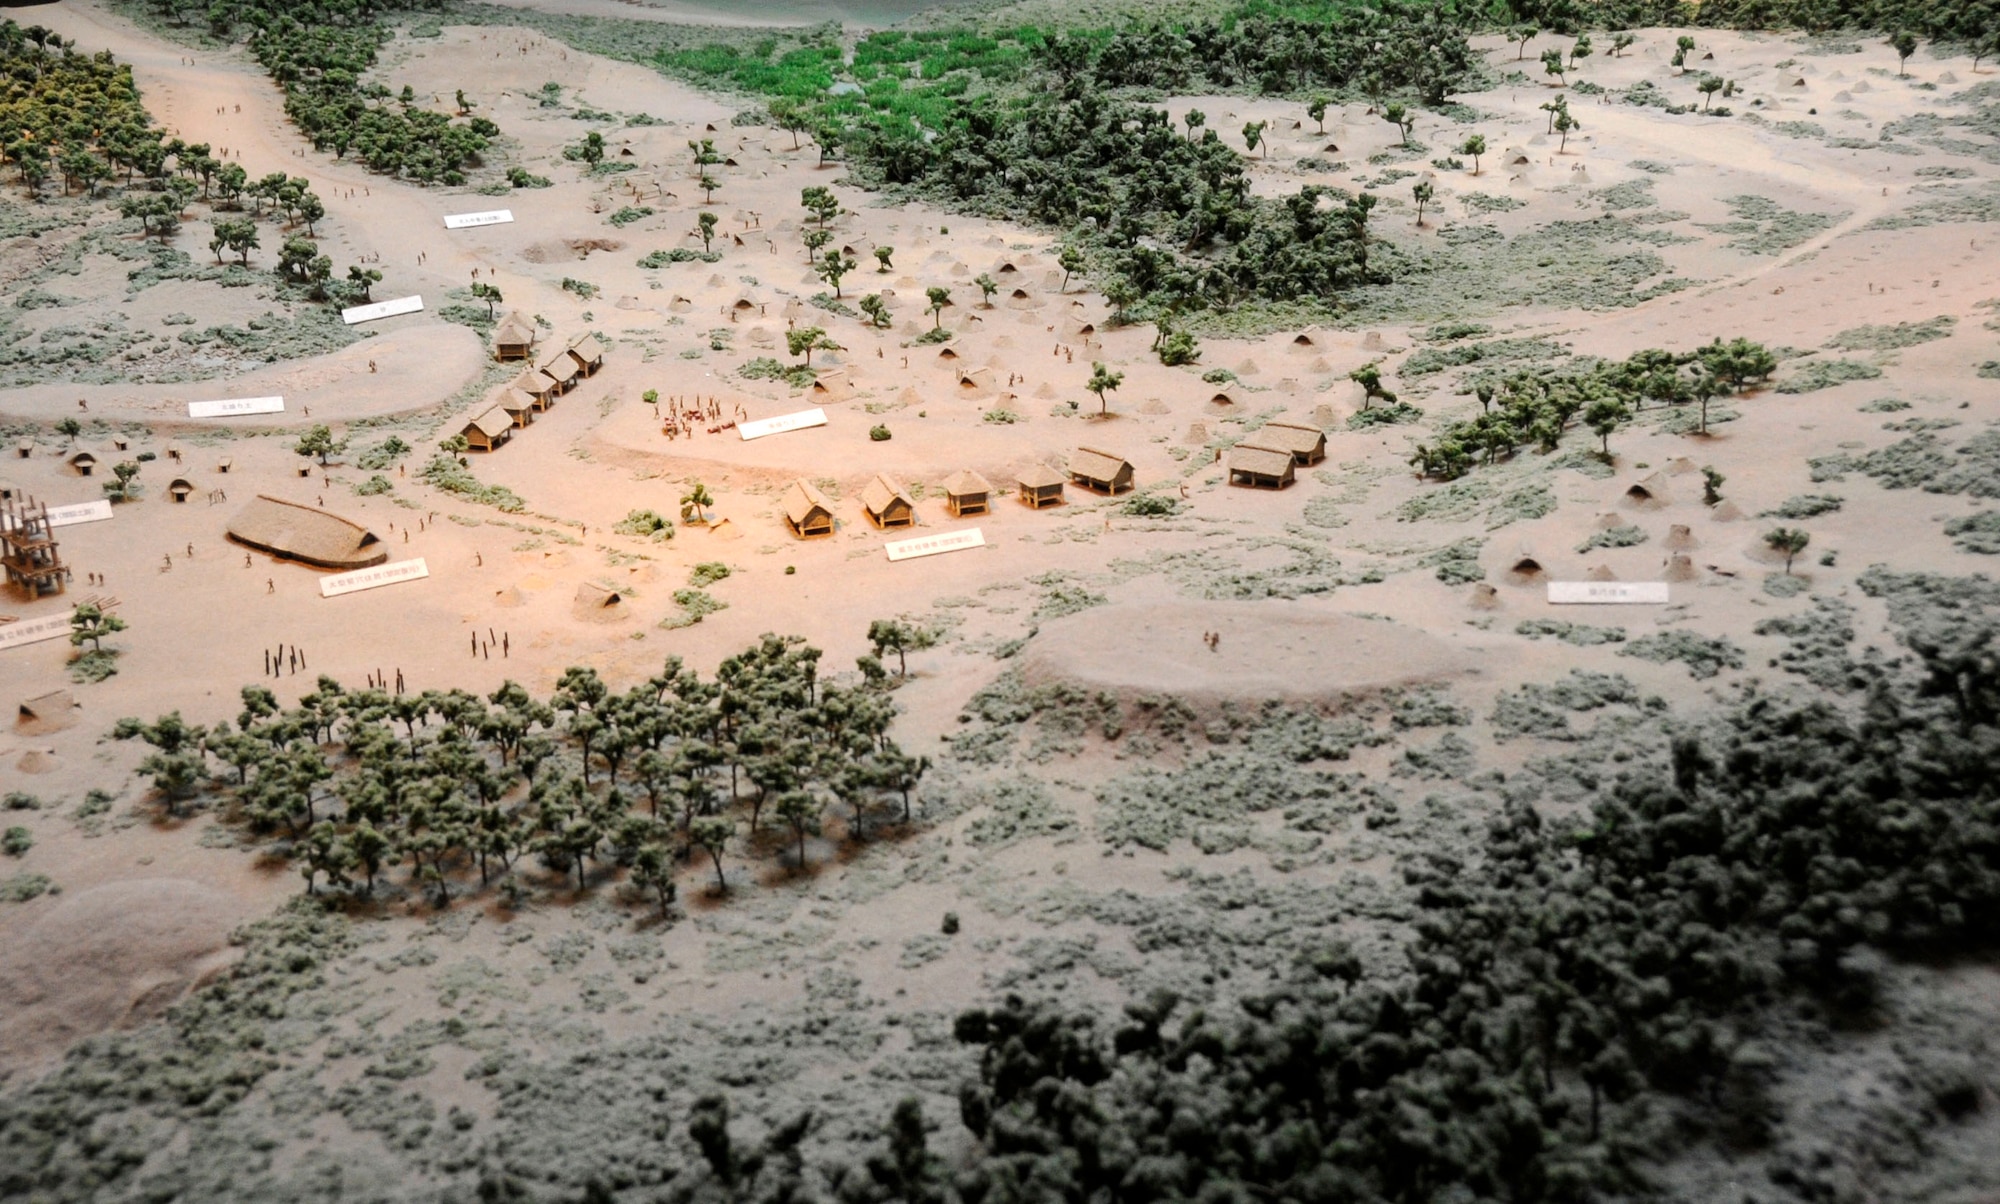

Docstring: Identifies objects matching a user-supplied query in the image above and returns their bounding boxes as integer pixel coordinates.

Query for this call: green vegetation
[613,508,674,541]
[1778,357,1882,393]
[418,453,526,512]
[1410,339,1775,481]
[141,0,494,185]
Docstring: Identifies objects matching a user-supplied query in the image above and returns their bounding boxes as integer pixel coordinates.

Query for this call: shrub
[869,425,892,441]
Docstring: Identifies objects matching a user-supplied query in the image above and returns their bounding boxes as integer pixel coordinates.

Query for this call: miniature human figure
[267,578,275,593]
[163,554,172,571]
[244,554,252,568]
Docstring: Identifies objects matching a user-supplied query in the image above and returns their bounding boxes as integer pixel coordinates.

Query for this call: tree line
[1407,336,1776,479]
[920,626,2000,1203]
[143,0,496,185]
[112,632,930,912]
[1503,0,1996,52]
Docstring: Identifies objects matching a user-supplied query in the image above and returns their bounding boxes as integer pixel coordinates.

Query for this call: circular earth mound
[1020,600,1469,709]
[0,879,244,1075]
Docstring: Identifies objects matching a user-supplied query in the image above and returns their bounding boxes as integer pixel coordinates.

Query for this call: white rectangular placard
[1548,581,1670,605]
[738,408,827,441]
[320,558,430,599]
[0,612,76,653]
[444,209,514,230]
[885,528,986,562]
[341,295,424,325]
[2,500,112,532]
[189,395,284,418]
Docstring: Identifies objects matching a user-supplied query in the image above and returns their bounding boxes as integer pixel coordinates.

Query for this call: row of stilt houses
[459,319,605,452]
[776,421,1330,541]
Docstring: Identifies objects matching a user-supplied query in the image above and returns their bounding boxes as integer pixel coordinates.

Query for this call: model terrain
[2,0,1999,1200]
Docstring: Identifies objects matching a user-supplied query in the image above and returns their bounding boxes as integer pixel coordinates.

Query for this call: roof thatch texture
[493,314,536,348]
[511,368,554,398]
[860,473,914,518]
[783,479,834,527]
[1068,447,1131,482]
[943,470,991,497]
[466,408,514,439]
[1229,445,1296,480]
[569,333,607,363]
[1254,422,1326,457]
[540,354,581,385]
[226,495,387,570]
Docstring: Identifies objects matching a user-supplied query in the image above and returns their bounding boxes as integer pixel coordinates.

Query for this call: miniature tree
[55,417,81,445]
[772,98,810,149]
[575,132,605,165]
[1241,120,1267,158]
[1460,134,1486,175]
[1542,46,1567,85]
[1307,94,1329,134]
[102,460,141,502]
[1058,246,1084,292]
[295,424,346,466]
[1673,34,1697,69]
[697,211,718,254]
[1554,108,1580,152]
[1612,33,1635,57]
[803,228,833,262]
[471,281,501,318]
[214,218,258,264]
[1383,102,1414,147]
[1702,466,1725,506]
[1183,109,1206,140]
[1412,179,1435,226]
[346,265,382,303]
[681,480,714,525]
[787,325,837,367]
[775,790,820,872]
[1350,363,1393,409]
[1570,34,1593,69]
[926,286,951,330]
[455,88,473,115]
[815,249,856,298]
[801,184,839,228]
[71,602,126,653]
[690,815,733,893]
[1697,75,1724,110]
[868,618,936,677]
[860,294,891,328]
[1766,527,1810,573]
[1087,362,1124,416]
[1585,396,1631,456]
[1512,25,1540,60]
[874,245,893,272]
[975,272,999,307]
[1892,30,1918,77]
[631,842,677,916]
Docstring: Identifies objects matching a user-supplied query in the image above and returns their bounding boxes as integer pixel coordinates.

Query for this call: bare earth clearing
[2,2,1999,1196]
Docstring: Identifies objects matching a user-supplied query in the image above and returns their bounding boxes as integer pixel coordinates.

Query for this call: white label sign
[341,295,425,325]
[444,209,514,230]
[1548,582,1670,605]
[320,558,430,599]
[885,528,986,562]
[738,408,828,441]
[0,613,76,653]
[2,500,113,532]
[189,395,284,418]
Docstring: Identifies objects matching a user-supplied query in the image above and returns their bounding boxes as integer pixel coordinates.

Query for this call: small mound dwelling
[493,314,537,362]
[566,334,606,377]
[69,451,97,477]
[782,478,835,539]
[1067,447,1134,495]
[1252,421,1327,466]
[1227,444,1296,489]
[226,495,386,570]
[943,470,991,517]
[461,408,515,452]
[168,477,193,503]
[810,370,853,402]
[1017,464,1066,509]
[860,473,917,530]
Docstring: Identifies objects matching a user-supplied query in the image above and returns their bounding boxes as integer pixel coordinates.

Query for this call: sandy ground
[1,6,1997,1098]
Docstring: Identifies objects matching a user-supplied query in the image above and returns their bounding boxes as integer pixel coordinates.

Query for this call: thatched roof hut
[1228,444,1296,489]
[539,352,581,395]
[511,369,557,409]
[493,314,537,362]
[859,473,917,529]
[1067,447,1134,495]
[567,333,606,376]
[498,393,536,428]
[1253,422,1327,465]
[226,495,387,570]
[461,408,515,452]
[1017,464,1066,509]
[782,478,835,538]
[943,469,991,517]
